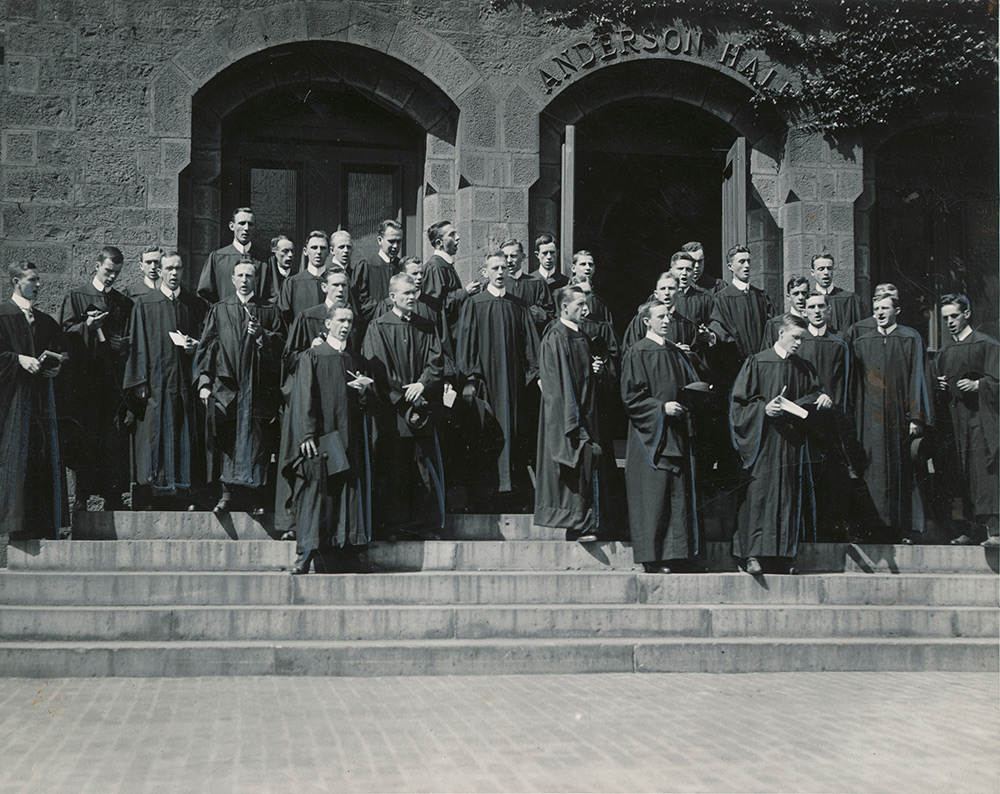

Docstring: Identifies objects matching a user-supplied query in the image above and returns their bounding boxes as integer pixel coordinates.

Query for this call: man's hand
[765,396,783,417]
[465,280,482,295]
[183,336,199,353]
[404,381,425,403]
[909,421,924,437]
[697,324,717,346]
[462,383,476,403]
[675,343,692,353]
[199,387,211,406]
[109,333,127,353]
[936,375,950,391]
[42,362,61,378]
[591,356,605,375]
[815,393,833,410]
[311,336,324,347]
[663,401,686,417]
[18,354,40,374]
[246,318,262,338]
[86,310,108,328]
[300,438,318,459]
[956,378,980,393]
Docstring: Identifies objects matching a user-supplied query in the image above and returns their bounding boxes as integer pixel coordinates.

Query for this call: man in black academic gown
[422,219,479,372]
[372,258,435,323]
[124,246,161,299]
[501,239,553,334]
[534,285,607,542]
[529,233,567,291]
[622,300,700,573]
[456,252,540,504]
[683,241,726,294]
[842,282,897,348]
[282,305,374,574]
[932,293,999,547]
[262,235,297,307]
[277,230,330,326]
[124,252,206,509]
[811,253,865,333]
[59,245,133,512]
[362,273,447,539]
[0,262,67,539]
[196,207,267,305]
[623,272,701,354]
[669,250,716,328]
[761,277,811,350]
[195,262,285,515]
[359,220,403,324]
[568,251,614,327]
[851,294,931,542]
[730,313,829,575]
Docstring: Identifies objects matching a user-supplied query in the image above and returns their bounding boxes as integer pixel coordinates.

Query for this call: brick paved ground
[0,673,995,793]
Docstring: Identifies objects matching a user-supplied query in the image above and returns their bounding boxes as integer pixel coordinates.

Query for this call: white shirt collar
[732,277,749,292]
[143,276,159,290]
[160,284,180,300]
[236,292,251,305]
[307,264,326,278]
[560,317,579,332]
[326,335,346,352]
[436,250,454,265]
[379,250,392,264]
[645,330,665,346]
[508,268,524,280]
[486,283,506,298]
[391,306,411,321]
[233,240,250,255]
[808,323,827,337]
[879,323,898,336]
[814,283,832,295]
[773,342,790,359]
[954,326,973,342]
[11,293,31,310]
[91,276,107,293]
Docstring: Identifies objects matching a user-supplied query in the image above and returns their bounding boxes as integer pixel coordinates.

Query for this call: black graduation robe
[621,336,699,564]
[125,280,158,300]
[421,253,467,371]
[674,284,715,327]
[358,255,395,323]
[623,308,699,351]
[730,347,821,559]
[281,343,373,556]
[822,286,865,334]
[851,325,931,534]
[261,258,298,307]
[930,329,999,517]
[276,269,327,326]
[530,270,569,291]
[842,315,876,349]
[361,311,447,534]
[534,321,603,533]
[456,290,540,492]
[123,289,206,492]
[696,274,727,294]
[506,271,554,333]
[709,283,776,363]
[797,329,850,410]
[0,302,67,538]
[194,295,285,488]
[58,282,134,498]
[196,244,267,305]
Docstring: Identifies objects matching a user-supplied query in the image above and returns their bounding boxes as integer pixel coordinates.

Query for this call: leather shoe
[786,565,800,576]
[577,533,599,543]
[212,497,230,514]
[280,530,296,541]
[288,562,309,575]
[981,536,1000,548]
[250,506,266,518]
[950,534,976,546]
[900,536,914,545]
[745,557,763,576]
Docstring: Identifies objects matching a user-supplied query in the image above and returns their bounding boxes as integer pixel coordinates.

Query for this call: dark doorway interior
[574,99,737,333]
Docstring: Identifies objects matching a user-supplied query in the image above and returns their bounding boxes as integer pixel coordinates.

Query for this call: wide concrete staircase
[0,513,996,677]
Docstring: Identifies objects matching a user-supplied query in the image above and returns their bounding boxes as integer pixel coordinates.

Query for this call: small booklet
[776,395,809,419]
[346,370,374,388]
[37,350,65,372]
[168,330,190,347]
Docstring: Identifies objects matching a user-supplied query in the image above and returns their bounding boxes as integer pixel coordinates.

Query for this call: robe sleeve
[523,308,540,386]
[541,332,590,468]
[979,338,999,461]
[361,324,405,408]
[907,334,932,425]
[122,300,149,397]
[729,355,765,469]
[621,349,666,467]
[455,298,483,387]
[196,251,219,304]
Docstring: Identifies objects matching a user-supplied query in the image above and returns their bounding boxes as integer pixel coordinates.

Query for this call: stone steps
[1,604,994,642]
[0,637,992,678]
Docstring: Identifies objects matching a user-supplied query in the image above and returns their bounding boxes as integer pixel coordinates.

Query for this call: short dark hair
[940,293,971,313]
[161,251,183,267]
[142,245,163,257]
[9,261,36,281]
[324,267,349,285]
[670,251,694,268]
[271,235,293,250]
[401,256,422,270]
[98,246,124,266]
[726,244,750,263]
[656,271,678,286]
[379,219,402,237]
[778,313,809,332]
[638,300,662,322]
[485,250,507,263]
[554,285,584,311]
[326,304,353,321]
[873,294,900,310]
[427,221,452,248]
[305,230,330,247]
[500,239,524,255]
[811,253,835,267]
[805,291,828,305]
[786,276,809,294]
[681,241,703,253]
[534,232,557,252]
[571,250,593,266]
[231,207,253,222]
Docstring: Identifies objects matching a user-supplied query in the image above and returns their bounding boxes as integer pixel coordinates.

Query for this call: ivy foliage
[489,0,998,131]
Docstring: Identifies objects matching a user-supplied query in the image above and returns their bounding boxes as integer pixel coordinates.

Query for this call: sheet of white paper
[168,330,188,347]
[777,395,809,419]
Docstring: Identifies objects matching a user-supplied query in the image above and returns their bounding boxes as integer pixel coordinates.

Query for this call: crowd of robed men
[1,206,996,576]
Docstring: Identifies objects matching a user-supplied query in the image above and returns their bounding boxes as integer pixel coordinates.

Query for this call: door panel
[343,165,401,260]
[560,124,576,274]
[721,137,748,274]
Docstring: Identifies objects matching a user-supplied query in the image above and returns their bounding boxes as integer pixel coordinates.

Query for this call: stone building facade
[1,0,996,341]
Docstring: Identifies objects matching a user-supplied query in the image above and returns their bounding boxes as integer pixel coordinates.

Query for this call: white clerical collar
[324,297,338,309]
[236,292,252,305]
[233,240,250,255]
[436,250,454,265]
[879,323,897,336]
[391,307,411,321]
[379,249,391,264]
[160,284,180,300]
[814,283,832,295]
[307,265,326,278]
[808,324,827,337]
[91,276,108,293]
[509,269,524,280]
[326,335,346,352]
[11,293,31,310]
[645,330,665,346]
[732,277,749,292]
[560,317,579,332]
[487,283,506,298]
[144,277,159,290]
[789,307,805,318]
[773,342,790,359]
[954,326,973,342]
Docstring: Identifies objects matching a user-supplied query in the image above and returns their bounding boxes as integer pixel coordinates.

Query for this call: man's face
[653,277,678,310]
[322,273,349,305]
[331,233,352,266]
[873,297,898,328]
[326,308,354,342]
[379,228,403,259]
[13,270,40,301]
[502,244,523,275]
[777,324,807,355]
[161,257,183,290]
[729,251,751,283]
[391,283,418,314]
[689,248,705,280]
[812,257,834,289]
[404,262,424,290]
[139,252,160,281]
[562,293,587,324]
[437,224,459,257]
[483,257,506,289]
[95,259,122,289]
[232,264,255,296]
[230,212,254,246]
[536,242,557,272]
[788,283,810,312]
[671,258,693,289]
[571,255,595,281]
[941,302,971,338]
[275,240,296,271]
[646,303,671,337]
[804,295,828,328]
[304,236,329,269]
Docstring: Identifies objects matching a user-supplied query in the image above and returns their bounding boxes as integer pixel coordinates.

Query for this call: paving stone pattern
[0,672,995,793]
